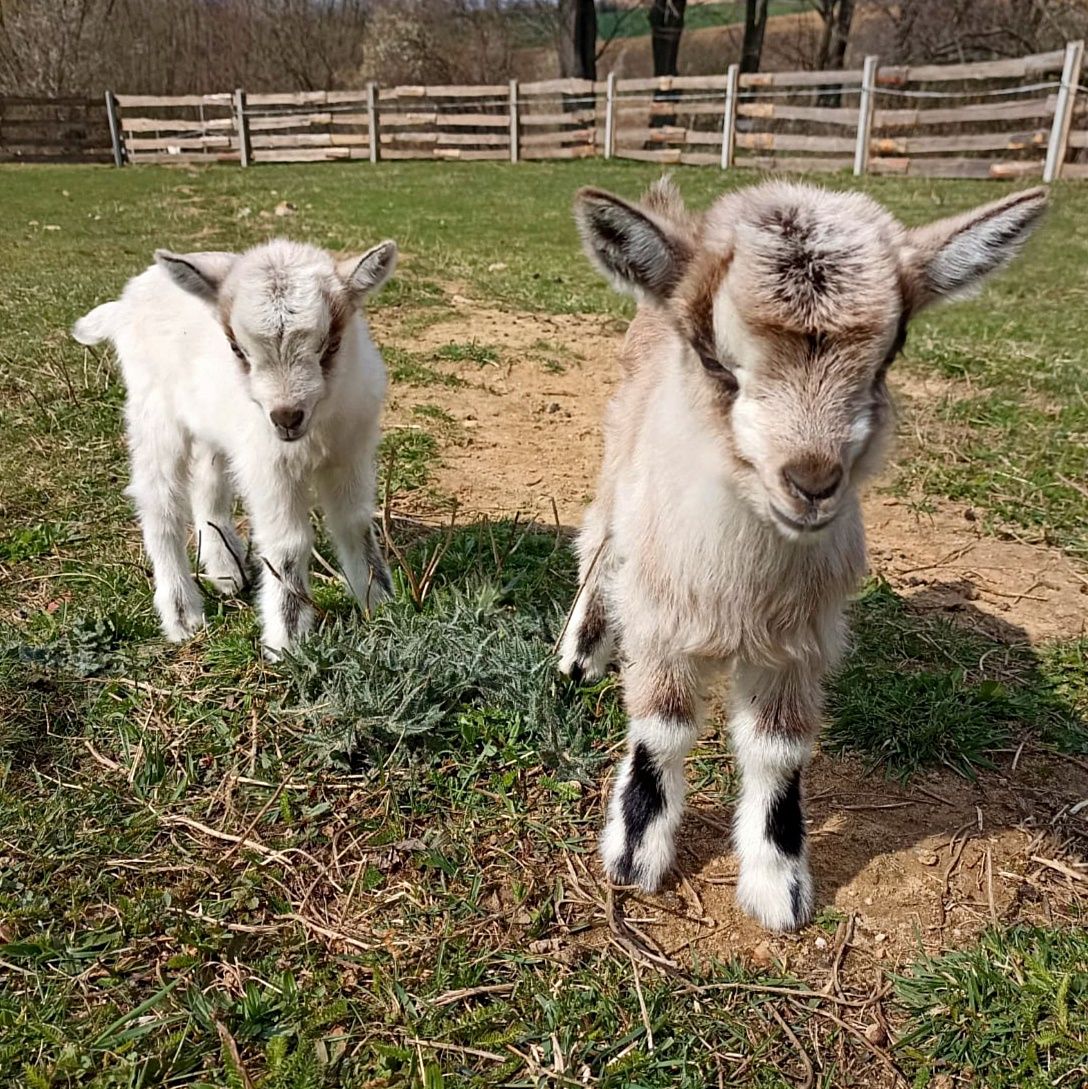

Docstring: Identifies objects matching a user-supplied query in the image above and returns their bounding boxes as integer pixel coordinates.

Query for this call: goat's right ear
[573,188,690,302]
[155,250,237,303]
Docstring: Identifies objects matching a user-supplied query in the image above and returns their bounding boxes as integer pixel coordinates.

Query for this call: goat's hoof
[600,819,673,894]
[558,645,610,684]
[736,862,814,932]
[158,587,205,643]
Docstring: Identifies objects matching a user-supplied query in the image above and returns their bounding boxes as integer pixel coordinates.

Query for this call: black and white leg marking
[558,510,617,682]
[600,659,701,891]
[730,663,819,932]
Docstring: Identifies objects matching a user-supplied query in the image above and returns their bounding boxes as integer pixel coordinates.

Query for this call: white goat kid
[559,179,1047,931]
[73,238,397,657]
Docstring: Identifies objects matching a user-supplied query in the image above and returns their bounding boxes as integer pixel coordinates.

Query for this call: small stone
[917,849,939,866]
[964,508,977,522]
[547,402,561,414]
[864,1022,887,1046]
[274,200,297,217]
[864,896,873,906]
[750,941,774,968]
[874,932,887,944]
[487,261,508,272]
[814,935,828,950]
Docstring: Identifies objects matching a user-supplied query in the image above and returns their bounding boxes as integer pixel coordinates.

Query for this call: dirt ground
[376,299,1088,977]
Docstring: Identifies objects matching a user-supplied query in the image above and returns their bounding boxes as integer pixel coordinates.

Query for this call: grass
[0,160,1086,1087]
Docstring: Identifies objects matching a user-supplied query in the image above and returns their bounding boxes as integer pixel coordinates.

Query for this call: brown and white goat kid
[73,239,396,658]
[559,179,1046,931]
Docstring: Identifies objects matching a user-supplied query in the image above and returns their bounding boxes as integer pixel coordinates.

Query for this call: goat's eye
[227,336,250,372]
[699,352,739,391]
[320,337,341,370]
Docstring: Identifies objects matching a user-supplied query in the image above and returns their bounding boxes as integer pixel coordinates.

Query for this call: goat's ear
[900,187,1047,314]
[155,249,237,303]
[573,187,691,302]
[338,240,398,299]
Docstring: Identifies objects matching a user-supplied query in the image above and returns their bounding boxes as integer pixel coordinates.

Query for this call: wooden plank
[521,127,595,147]
[125,150,240,163]
[740,69,863,89]
[234,88,250,168]
[733,155,852,173]
[121,116,236,133]
[1059,161,1088,178]
[509,79,519,164]
[246,91,328,106]
[426,113,510,128]
[871,128,1048,154]
[381,148,436,160]
[380,83,508,100]
[877,49,1064,85]
[1066,129,1088,147]
[873,96,1057,129]
[247,113,335,131]
[521,144,596,160]
[383,130,509,146]
[604,72,615,159]
[519,78,595,95]
[520,109,597,126]
[126,135,236,150]
[614,75,728,92]
[253,147,350,162]
[367,82,380,163]
[615,147,684,163]
[737,102,858,124]
[735,131,856,152]
[869,155,1043,178]
[251,132,365,149]
[115,93,232,107]
[616,100,735,119]
[376,112,438,128]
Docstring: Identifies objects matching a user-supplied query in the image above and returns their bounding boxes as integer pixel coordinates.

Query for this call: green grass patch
[896,926,1088,1089]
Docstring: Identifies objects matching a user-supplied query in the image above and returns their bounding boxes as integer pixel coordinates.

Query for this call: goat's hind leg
[190,442,247,595]
[600,655,702,891]
[558,502,616,681]
[730,661,821,932]
[126,412,203,642]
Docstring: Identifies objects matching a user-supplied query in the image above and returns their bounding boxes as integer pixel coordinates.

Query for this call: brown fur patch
[626,663,697,723]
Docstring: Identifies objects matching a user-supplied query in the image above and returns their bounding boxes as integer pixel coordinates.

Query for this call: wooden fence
[8,44,1088,180]
[0,95,112,163]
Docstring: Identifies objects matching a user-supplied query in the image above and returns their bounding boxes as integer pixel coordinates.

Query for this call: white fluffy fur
[74,238,396,657]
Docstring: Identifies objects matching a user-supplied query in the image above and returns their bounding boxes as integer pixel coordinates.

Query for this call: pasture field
[1,161,1087,1088]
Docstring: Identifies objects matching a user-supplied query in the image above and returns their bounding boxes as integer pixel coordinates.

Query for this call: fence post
[104,91,125,167]
[367,82,381,163]
[720,64,739,169]
[853,55,878,176]
[509,79,519,163]
[604,72,616,160]
[233,87,251,167]
[1044,39,1084,182]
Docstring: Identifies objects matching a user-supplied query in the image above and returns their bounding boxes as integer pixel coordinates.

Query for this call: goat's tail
[72,301,121,346]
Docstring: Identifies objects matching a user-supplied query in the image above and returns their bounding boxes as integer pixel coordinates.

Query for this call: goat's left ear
[155,250,237,303]
[338,240,398,300]
[901,186,1047,314]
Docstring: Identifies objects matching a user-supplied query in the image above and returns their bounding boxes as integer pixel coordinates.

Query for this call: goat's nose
[782,460,843,503]
[270,407,304,431]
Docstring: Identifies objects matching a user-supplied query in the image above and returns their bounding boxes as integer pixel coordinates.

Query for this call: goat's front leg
[246,480,314,659]
[190,441,247,595]
[601,655,703,891]
[730,661,822,932]
[316,463,392,614]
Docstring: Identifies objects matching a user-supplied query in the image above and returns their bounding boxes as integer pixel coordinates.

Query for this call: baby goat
[560,179,1046,931]
[73,238,397,657]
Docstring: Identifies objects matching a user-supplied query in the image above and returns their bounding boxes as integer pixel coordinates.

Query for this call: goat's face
[155,238,397,443]
[575,179,1047,540]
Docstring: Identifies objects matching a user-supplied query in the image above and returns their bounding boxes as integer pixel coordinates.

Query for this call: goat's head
[574,178,1046,539]
[155,238,396,442]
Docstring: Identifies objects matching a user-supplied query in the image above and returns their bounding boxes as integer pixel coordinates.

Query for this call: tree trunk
[740,0,768,74]
[649,0,686,127]
[557,0,597,80]
[649,0,686,76]
[816,0,855,106]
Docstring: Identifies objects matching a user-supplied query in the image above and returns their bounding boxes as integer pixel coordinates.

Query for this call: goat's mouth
[275,426,307,443]
[770,505,838,535]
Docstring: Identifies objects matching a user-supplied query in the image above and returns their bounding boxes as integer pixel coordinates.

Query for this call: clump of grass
[378,427,440,495]
[385,346,465,388]
[827,579,1086,779]
[433,341,499,366]
[895,926,1088,1089]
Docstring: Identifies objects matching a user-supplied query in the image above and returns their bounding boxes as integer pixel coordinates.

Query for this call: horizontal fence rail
[6,44,1086,180]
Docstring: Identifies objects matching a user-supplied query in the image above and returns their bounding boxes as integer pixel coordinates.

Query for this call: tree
[740,0,768,74]
[648,0,686,77]
[813,0,854,71]
[557,0,596,80]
